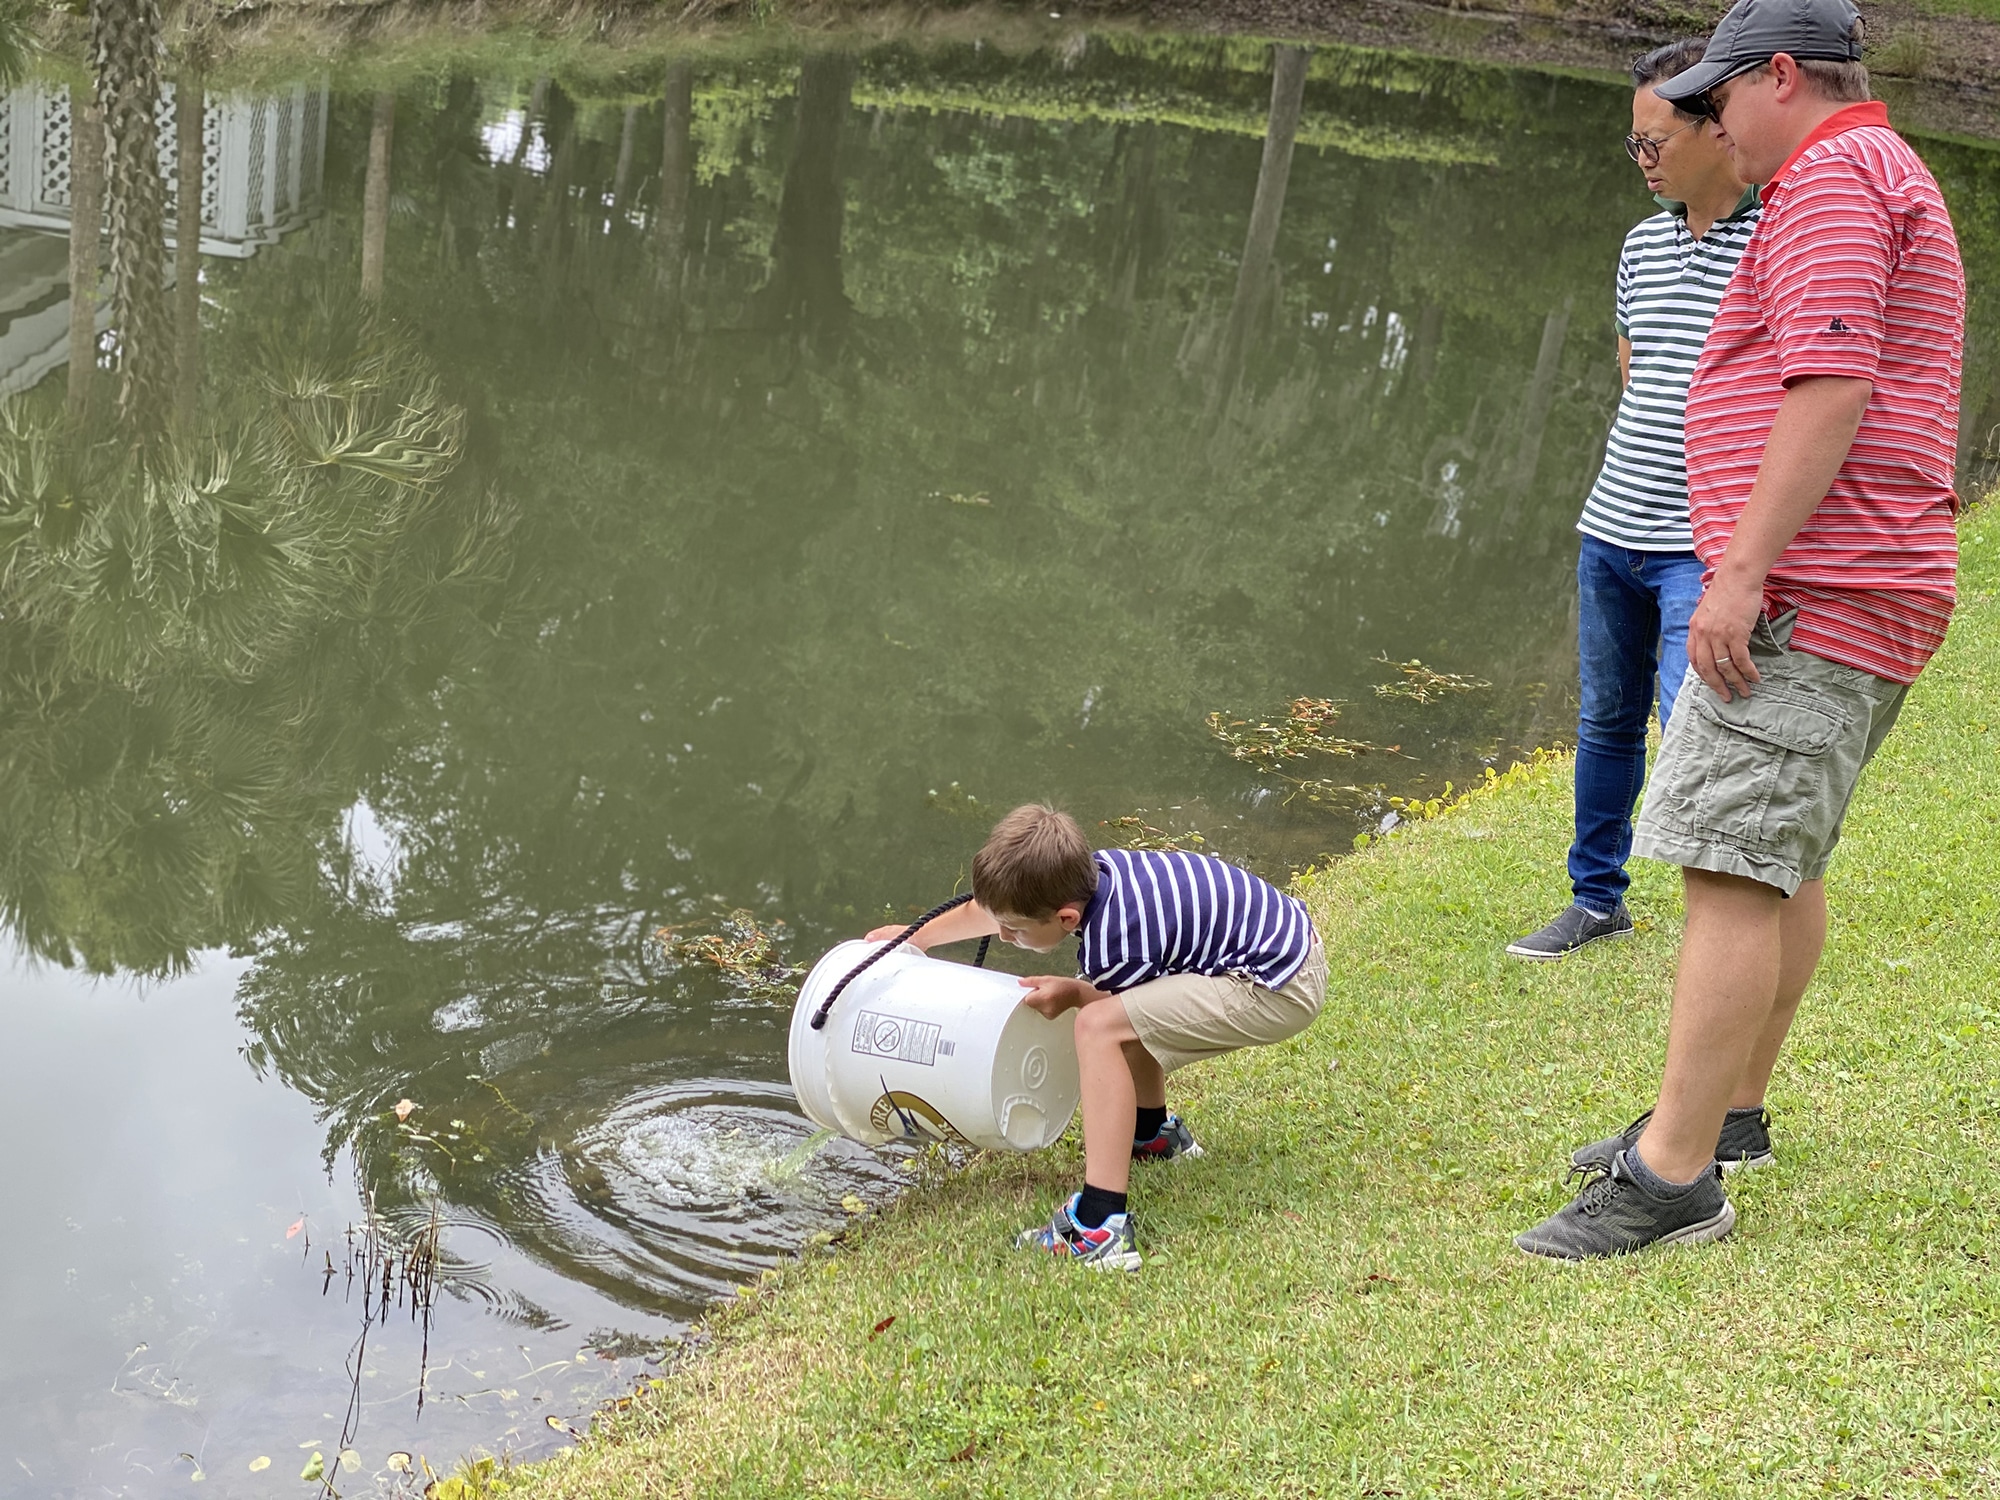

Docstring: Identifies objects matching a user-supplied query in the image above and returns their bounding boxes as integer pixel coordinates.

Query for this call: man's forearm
[1710,376,1872,589]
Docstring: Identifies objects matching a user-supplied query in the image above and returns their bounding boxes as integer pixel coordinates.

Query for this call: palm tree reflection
[0,315,500,975]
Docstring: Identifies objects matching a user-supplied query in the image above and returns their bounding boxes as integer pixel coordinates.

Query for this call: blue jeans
[1569,535,1707,914]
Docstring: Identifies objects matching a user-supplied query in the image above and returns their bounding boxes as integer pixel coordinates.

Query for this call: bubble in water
[583,1103,819,1210]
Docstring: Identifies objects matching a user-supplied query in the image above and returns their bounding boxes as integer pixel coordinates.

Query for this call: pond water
[1,32,1995,1497]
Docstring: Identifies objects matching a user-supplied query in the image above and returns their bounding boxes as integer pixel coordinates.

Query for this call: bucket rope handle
[808,893,991,1031]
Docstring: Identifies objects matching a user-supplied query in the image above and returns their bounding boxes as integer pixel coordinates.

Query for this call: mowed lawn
[519,520,2000,1499]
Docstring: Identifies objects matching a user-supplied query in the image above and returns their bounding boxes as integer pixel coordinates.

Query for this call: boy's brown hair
[972,804,1098,918]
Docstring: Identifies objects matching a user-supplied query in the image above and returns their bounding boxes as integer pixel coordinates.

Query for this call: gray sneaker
[1515,1150,1736,1261]
[1570,1107,1775,1176]
[1505,902,1634,961]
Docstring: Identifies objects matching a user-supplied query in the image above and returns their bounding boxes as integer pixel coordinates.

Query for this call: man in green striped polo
[1507,40,1760,961]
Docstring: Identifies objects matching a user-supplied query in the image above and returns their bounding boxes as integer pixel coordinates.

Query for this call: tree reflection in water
[0,314,502,977]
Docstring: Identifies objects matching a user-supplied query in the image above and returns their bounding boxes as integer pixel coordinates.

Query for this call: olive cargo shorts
[1631,612,1908,896]
[1121,935,1328,1074]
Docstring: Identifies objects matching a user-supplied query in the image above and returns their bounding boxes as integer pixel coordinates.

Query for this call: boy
[868,804,1325,1270]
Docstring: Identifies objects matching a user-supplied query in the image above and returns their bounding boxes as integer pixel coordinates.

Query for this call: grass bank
[512,517,2000,1497]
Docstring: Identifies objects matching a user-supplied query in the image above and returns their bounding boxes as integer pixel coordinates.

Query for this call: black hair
[1631,39,1713,121]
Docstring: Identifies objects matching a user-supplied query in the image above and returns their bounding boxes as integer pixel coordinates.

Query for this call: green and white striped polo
[1578,187,1761,551]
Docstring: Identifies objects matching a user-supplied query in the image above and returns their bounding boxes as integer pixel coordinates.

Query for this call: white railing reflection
[0,79,327,394]
[0,79,328,254]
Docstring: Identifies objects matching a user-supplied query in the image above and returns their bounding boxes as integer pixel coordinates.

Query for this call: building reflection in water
[0,79,327,392]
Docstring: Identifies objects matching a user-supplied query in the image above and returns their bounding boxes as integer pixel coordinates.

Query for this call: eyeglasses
[1623,122,1700,165]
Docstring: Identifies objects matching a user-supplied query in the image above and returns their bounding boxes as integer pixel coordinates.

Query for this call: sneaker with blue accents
[1132,1114,1204,1163]
[1013,1193,1142,1271]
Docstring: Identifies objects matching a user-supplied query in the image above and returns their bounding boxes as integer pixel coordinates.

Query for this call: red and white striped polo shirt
[1684,101,1965,684]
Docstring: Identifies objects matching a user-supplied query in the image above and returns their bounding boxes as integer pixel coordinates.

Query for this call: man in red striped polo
[1518,0,1966,1259]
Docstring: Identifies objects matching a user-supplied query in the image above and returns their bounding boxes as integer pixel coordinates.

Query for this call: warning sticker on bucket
[851,1011,943,1067]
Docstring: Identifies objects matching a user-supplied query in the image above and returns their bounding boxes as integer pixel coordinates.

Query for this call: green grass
[1916,0,2000,23]
[510,517,2000,1498]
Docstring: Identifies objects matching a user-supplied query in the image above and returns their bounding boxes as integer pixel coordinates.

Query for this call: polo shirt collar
[1771,100,1893,187]
[1652,183,1762,219]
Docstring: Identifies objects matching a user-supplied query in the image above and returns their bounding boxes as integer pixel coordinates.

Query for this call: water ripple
[495,1077,900,1314]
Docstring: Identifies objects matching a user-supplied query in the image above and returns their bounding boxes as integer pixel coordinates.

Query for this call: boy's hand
[1018,976,1103,1018]
[865,924,916,946]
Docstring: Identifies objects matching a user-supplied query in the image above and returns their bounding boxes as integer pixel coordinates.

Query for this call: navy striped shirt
[1074,849,1316,994]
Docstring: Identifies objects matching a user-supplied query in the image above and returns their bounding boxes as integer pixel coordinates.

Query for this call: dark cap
[1653,0,1864,107]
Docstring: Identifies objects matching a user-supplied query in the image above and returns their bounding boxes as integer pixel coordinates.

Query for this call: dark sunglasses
[1694,67,1769,124]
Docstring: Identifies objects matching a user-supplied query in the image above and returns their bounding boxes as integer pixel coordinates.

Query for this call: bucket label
[851,1011,943,1067]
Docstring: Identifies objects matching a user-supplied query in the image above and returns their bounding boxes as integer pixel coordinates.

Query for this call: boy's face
[992,905,1084,953]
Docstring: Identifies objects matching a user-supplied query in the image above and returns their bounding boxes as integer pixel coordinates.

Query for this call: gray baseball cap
[1654,0,1864,108]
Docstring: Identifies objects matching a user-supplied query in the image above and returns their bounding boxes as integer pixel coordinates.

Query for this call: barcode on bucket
[851,1011,943,1067]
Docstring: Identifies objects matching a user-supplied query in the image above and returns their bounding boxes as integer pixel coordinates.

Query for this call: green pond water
[1,31,1995,1496]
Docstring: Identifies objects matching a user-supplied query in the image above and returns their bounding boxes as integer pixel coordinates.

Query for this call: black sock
[1073,1183,1128,1229]
[1134,1105,1169,1142]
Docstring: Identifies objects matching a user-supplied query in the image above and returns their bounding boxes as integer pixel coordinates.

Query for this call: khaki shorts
[1120,935,1328,1074]
[1631,611,1907,896]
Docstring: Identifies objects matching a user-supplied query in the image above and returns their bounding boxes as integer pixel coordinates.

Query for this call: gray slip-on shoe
[1505,902,1634,961]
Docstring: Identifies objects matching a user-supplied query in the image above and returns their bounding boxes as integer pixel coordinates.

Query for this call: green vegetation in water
[1282,775,1390,814]
[765,1127,837,1186]
[1205,696,1379,765]
[484,511,2000,1498]
[1371,654,1493,704]
[652,910,804,996]
[1099,815,1211,854]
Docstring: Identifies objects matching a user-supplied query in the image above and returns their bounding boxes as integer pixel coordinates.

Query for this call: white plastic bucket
[787,940,1081,1152]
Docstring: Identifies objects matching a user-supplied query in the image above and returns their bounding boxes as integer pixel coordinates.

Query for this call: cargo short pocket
[1688,688,1845,853]
[1222,976,1315,1049]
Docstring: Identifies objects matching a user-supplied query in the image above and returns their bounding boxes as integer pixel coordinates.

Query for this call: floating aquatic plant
[1101,815,1210,854]
[1285,779,1389,813]
[653,909,803,997]
[1206,697,1376,764]
[1371,656,1492,704]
